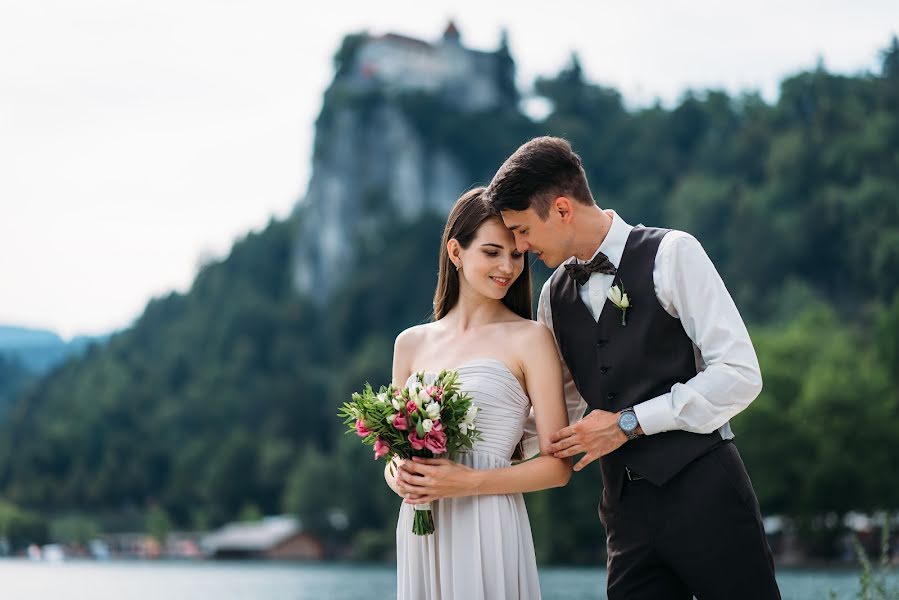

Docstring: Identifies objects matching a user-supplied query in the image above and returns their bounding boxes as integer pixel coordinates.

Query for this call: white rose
[460,423,469,435]
[607,285,630,309]
[425,403,441,420]
[386,413,397,424]
[461,406,478,431]
[422,419,433,433]
[376,392,388,404]
[391,398,402,410]
[418,390,431,405]
[607,285,621,305]
[407,381,421,395]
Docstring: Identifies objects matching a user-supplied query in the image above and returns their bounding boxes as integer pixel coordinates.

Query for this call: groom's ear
[553,196,575,223]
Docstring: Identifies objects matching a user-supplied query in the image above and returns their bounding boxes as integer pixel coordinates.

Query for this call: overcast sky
[1,0,896,338]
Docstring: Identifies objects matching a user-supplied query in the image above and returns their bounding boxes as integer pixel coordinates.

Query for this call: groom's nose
[514,236,529,253]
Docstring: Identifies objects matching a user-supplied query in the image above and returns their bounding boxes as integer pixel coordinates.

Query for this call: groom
[485,137,781,599]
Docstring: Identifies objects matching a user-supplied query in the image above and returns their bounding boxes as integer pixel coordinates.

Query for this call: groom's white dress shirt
[522,211,763,458]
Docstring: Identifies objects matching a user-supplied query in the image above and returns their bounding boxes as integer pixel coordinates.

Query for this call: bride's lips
[490,276,511,287]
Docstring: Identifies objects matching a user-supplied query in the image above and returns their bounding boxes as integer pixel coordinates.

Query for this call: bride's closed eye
[484,250,524,259]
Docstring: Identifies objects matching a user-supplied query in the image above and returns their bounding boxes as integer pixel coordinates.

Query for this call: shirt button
[597,339,608,348]
[607,392,617,400]
[600,366,610,374]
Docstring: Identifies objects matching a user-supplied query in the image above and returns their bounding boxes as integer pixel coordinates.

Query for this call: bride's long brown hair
[432,187,532,321]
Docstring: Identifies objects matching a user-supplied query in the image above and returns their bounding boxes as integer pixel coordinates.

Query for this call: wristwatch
[617,408,641,440]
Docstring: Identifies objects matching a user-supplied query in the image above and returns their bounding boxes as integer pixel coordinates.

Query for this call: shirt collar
[581,210,633,268]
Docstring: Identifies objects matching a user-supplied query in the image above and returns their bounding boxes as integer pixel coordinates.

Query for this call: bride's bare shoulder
[494,317,554,356]
[394,322,438,359]
[503,316,552,340]
[501,319,556,364]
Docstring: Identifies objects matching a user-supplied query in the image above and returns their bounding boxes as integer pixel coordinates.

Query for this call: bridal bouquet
[338,370,481,535]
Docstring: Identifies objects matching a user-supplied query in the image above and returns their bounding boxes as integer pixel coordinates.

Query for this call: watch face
[619,412,638,432]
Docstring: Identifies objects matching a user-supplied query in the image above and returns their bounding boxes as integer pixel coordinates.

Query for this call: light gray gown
[396,359,541,600]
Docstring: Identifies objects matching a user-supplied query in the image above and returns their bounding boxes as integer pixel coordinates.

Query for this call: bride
[385,187,572,599]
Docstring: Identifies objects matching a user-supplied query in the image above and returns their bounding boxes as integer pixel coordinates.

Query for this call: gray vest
[549,226,722,500]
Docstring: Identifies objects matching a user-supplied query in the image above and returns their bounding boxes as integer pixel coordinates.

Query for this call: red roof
[444,20,460,39]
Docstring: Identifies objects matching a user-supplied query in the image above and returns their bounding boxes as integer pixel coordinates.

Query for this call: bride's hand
[396,457,477,505]
[394,460,426,501]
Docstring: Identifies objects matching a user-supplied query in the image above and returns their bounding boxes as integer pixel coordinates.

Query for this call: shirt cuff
[520,435,541,460]
[632,394,677,436]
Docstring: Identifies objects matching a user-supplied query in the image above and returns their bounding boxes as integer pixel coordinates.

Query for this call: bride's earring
[455,261,462,272]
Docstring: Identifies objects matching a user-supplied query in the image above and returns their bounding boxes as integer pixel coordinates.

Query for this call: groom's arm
[632,232,763,436]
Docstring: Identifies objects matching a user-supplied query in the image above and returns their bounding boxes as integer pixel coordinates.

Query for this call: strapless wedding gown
[395,358,541,599]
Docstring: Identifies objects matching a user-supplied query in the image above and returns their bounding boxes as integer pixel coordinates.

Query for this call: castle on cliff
[292,23,517,298]
[338,21,514,112]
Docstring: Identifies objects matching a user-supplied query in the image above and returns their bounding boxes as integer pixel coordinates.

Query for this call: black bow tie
[563,252,617,285]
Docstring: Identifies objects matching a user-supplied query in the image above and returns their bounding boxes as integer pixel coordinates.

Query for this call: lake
[1,559,896,599]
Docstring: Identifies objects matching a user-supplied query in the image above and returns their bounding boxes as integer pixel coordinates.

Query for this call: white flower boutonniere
[607,283,630,326]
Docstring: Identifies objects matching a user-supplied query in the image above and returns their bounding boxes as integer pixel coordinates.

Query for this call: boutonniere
[607,283,630,326]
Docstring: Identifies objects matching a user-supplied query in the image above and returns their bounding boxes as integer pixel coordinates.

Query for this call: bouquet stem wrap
[412,502,435,535]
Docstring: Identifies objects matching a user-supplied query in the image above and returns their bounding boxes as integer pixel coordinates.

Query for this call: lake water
[1,559,896,599]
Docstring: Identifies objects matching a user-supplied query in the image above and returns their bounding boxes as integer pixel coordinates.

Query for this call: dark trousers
[600,442,781,600]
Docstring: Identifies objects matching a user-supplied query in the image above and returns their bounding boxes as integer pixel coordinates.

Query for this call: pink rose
[424,429,447,454]
[409,431,427,451]
[425,386,441,401]
[355,419,371,437]
[406,400,418,415]
[393,389,402,397]
[393,413,408,431]
[430,421,444,433]
[373,438,390,459]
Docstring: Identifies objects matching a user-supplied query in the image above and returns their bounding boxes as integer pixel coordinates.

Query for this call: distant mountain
[0,325,108,374]
[0,325,63,348]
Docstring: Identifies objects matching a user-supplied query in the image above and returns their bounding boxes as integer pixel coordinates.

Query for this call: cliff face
[292,25,518,298]
[292,102,469,296]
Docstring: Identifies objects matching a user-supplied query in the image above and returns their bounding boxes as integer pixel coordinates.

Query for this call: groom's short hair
[486,136,594,219]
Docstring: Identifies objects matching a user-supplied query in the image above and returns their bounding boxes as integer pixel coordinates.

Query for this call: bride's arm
[398,324,571,502]
[384,327,417,497]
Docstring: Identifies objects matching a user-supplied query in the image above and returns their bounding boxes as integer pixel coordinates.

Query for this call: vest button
[597,339,608,348]
[600,366,610,374]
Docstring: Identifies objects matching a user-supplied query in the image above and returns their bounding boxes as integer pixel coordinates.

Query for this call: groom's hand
[545,410,628,472]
